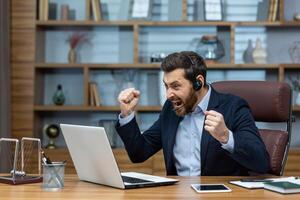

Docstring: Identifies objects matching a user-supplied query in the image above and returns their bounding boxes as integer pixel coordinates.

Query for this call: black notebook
[264,181,300,194]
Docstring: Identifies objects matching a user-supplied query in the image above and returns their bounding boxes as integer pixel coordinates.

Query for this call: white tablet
[191,184,232,193]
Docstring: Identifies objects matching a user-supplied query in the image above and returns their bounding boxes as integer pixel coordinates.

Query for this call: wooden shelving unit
[33,0,300,135]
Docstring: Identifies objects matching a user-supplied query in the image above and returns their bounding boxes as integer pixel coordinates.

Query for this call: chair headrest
[212,81,291,122]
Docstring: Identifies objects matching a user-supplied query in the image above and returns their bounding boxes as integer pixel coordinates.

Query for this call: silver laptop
[60,124,178,189]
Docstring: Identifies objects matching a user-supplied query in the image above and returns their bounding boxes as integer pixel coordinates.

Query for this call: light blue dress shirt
[119,85,234,176]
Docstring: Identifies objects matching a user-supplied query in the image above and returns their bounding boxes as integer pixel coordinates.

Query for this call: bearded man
[115,51,269,176]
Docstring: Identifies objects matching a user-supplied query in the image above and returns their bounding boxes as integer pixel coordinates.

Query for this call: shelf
[280,21,300,26]
[34,63,279,69]
[207,63,279,69]
[87,63,161,69]
[34,105,162,112]
[279,64,300,69]
[36,20,298,28]
[236,21,300,27]
[236,21,282,26]
[35,63,84,69]
[135,21,233,27]
[293,106,300,112]
[36,20,136,27]
[35,63,161,69]
[35,20,233,27]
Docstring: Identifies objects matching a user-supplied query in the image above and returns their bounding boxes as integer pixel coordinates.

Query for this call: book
[85,0,91,20]
[267,0,274,21]
[60,4,69,20]
[89,82,95,106]
[91,0,102,21]
[118,0,130,20]
[193,0,204,21]
[89,82,101,106]
[49,3,57,20]
[68,9,76,20]
[267,0,278,21]
[39,0,45,20]
[229,176,299,189]
[257,0,269,21]
[44,0,49,21]
[264,181,300,194]
[272,0,278,21]
[168,0,182,21]
[92,83,101,106]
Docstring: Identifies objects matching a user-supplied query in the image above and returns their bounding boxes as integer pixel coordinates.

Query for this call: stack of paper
[229,176,299,189]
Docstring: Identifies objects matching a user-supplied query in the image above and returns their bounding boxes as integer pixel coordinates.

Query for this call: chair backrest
[211,81,292,176]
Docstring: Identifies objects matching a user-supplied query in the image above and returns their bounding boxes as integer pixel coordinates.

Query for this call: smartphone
[191,184,232,193]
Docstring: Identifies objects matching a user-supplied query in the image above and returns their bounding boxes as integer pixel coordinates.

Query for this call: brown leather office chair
[212,81,292,176]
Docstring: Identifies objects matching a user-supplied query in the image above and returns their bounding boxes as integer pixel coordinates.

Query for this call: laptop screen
[60,124,125,188]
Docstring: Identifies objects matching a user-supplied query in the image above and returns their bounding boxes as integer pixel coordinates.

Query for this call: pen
[41,150,64,188]
[41,150,52,164]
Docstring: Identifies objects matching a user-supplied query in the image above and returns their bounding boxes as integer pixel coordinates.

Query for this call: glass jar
[289,41,300,63]
[196,35,225,62]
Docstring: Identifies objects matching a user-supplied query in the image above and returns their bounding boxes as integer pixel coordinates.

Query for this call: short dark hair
[161,51,207,85]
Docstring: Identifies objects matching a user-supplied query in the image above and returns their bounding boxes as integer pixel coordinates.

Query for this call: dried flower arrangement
[66,32,89,49]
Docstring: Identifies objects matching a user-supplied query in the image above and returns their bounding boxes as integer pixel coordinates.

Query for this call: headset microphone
[193,80,202,91]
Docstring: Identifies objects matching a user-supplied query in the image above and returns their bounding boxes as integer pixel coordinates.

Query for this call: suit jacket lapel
[201,88,220,171]
[167,112,183,171]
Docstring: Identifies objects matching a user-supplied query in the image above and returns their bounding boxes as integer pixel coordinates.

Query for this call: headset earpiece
[193,80,202,91]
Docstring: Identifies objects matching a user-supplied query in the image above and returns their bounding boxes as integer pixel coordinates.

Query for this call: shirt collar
[192,84,211,114]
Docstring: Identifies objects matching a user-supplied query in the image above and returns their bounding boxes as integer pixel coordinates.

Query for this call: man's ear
[196,75,204,86]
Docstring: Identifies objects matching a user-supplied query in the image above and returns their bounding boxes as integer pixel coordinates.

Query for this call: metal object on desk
[0,137,43,185]
[42,161,66,191]
[44,124,60,149]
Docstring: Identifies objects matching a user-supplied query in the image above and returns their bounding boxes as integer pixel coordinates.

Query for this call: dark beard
[174,89,198,117]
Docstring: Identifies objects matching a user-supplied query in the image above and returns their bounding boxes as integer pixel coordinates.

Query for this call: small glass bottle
[52,84,65,105]
[243,39,254,63]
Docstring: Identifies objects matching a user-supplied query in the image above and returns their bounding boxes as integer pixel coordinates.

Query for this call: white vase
[296,92,300,105]
[159,71,166,106]
[252,38,267,64]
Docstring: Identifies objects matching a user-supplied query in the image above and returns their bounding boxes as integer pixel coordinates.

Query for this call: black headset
[193,79,202,91]
[186,55,202,91]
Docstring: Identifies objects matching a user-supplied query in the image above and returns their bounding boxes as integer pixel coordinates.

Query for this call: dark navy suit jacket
[116,87,270,176]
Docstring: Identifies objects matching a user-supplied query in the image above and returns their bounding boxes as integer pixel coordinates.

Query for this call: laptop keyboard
[121,176,153,184]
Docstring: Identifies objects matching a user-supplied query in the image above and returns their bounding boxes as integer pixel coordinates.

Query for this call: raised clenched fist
[204,110,229,144]
[118,88,140,117]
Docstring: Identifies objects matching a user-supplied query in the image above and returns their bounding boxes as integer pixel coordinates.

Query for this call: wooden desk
[1,175,299,199]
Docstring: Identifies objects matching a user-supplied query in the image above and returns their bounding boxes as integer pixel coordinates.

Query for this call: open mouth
[172,100,184,111]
